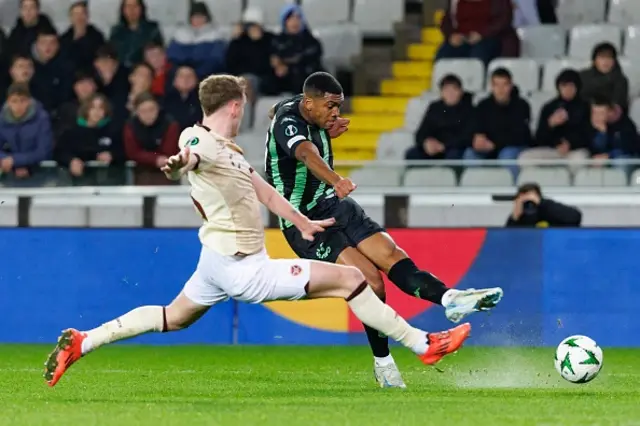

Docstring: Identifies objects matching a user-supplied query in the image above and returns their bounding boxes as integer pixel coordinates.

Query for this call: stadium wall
[2,228,637,347]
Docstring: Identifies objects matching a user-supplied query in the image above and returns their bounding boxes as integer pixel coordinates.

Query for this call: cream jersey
[179,124,264,256]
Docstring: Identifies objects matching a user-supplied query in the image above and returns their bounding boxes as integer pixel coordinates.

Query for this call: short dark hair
[591,94,612,107]
[133,92,158,109]
[95,44,119,61]
[517,182,542,198]
[592,42,617,60]
[10,54,32,67]
[144,41,164,52]
[69,1,87,13]
[303,72,343,98]
[37,26,58,39]
[78,93,111,119]
[439,74,462,89]
[491,67,512,81]
[132,61,154,75]
[7,83,31,99]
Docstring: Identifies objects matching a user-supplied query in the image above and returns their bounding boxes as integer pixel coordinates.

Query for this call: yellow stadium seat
[380,79,430,96]
[341,114,404,132]
[422,27,444,44]
[392,61,433,79]
[350,96,411,114]
[407,43,439,60]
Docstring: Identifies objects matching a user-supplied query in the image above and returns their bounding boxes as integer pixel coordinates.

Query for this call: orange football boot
[43,328,86,387]
[419,322,471,365]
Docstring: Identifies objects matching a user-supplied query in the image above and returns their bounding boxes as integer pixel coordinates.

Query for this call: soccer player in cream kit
[44,75,471,388]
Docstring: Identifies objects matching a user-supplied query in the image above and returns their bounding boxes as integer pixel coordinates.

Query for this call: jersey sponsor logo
[284,124,299,137]
[186,136,200,146]
[290,264,302,276]
[315,243,332,260]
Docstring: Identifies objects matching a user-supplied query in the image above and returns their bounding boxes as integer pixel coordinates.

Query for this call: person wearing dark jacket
[271,4,323,94]
[5,0,55,58]
[0,83,52,185]
[124,92,179,185]
[506,182,582,227]
[588,95,639,173]
[163,66,201,131]
[518,69,590,172]
[109,0,163,68]
[60,1,105,72]
[54,71,98,140]
[580,43,629,115]
[464,68,532,177]
[55,93,124,181]
[31,27,74,115]
[437,0,518,65]
[93,44,130,126]
[406,74,473,161]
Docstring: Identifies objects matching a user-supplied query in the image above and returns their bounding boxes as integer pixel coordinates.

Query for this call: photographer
[506,183,582,227]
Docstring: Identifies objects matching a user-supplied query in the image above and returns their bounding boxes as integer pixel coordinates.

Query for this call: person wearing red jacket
[123,92,179,185]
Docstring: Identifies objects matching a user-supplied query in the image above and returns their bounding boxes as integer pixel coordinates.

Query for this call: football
[554,335,603,384]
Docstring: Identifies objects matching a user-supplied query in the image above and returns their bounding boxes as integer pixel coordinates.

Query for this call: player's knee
[163,305,196,331]
[342,265,365,291]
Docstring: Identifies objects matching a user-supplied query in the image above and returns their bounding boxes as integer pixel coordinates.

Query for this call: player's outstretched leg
[306,261,471,368]
[43,293,208,387]
[357,233,503,323]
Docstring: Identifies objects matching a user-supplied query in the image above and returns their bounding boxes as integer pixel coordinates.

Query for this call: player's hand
[334,177,357,199]
[299,217,336,242]
[161,147,191,179]
[328,117,350,139]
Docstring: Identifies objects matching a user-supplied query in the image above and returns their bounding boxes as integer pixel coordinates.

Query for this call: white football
[554,335,603,384]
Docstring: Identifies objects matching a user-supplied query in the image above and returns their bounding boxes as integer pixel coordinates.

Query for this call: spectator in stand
[6,0,55,58]
[55,93,123,181]
[580,43,629,120]
[93,44,130,121]
[464,68,532,177]
[0,55,34,105]
[144,42,171,97]
[406,74,474,162]
[588,95,639,172]
[60,1,105,73]
[436,0,518,65]
[0,83,52,186]
[271,4,323,94]
[518,69,590,172]
[31,28,74,115]
[126,62,154,114]
[506,182,581,228]
[167,2,226,79]
[124,92,179,185]
[226,8,276,96]
[163,65,201,131]
[54,71,97,139]
[109,0,163,68]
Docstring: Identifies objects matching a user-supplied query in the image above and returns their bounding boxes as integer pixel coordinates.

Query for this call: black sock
[387,258,448,305]
[363,295,390,358]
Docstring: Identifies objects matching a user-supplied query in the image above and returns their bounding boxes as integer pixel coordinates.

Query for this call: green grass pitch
[0,345,638,426]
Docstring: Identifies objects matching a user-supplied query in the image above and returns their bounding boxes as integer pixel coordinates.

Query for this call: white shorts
[182,246,311,306]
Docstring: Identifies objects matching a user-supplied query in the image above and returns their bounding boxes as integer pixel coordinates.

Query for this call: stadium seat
[403,96,430,132]
[403,167,457,187]
[573,168,628,186]
[247,0,295,27]
[630,98,640,128]
[631,169,640,186]
[617,57,640,97]
[516,167,572,186]
[459,168,514,187]
[517,25,567,59]
[40,0,74,27]
[353,0,404,37]
[145,0,189,26]
[542,58,590,92]
[375,131,414,160]
[527,92,556,130]
[253,96,287,133]
[201,0,243,27]
[486,58,540,93]
[313,24,362,71]
[568,25,622,59]
[0,0,18,30]
[302,0,351,27]
[88,0,120,35]
[235,133,266,163]
[431,59,485,92]
[349,166,403,187]
[608,0,640,26]
[0,195,17,226]
[556,0,607,28]
[473,91,489,105]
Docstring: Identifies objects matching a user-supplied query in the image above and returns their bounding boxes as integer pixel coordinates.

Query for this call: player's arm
[251,170,334,240]
[161,133,213,180]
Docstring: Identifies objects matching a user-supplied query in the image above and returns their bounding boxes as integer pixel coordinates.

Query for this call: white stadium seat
[460,168,514,187]
[608,0,640,26]
[313,24,362,71]
[302,0,351,27]
[349,166,403,187]
[517,25,567,59]
[403,168,457,187]
[432,59,485,92]
[353,0,403,37]
[527,92,556,131]
[556,0,607,28]
[517,167,572,186]
[541,58,590,92]
[486,58,540,93]
[573,168,628,186]
[403,96,430,132]
[375,131,414,160]
[201,0,243,27]
[246,0,295,28]
[253,96,288,133]
[145,0,189,26]
[568,24,622,59]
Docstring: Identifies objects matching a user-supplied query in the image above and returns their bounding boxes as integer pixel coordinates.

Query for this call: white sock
[374,354,395,367]
[347,285,428,355]
[81,306,165,354]
[441,289,460,307]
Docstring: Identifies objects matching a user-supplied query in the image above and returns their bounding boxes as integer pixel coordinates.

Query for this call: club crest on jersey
[290,265,302,276]
[284,124,298,137]
[186,136,200,146]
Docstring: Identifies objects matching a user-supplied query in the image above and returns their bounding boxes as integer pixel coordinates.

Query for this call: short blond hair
[198,74,246,116]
